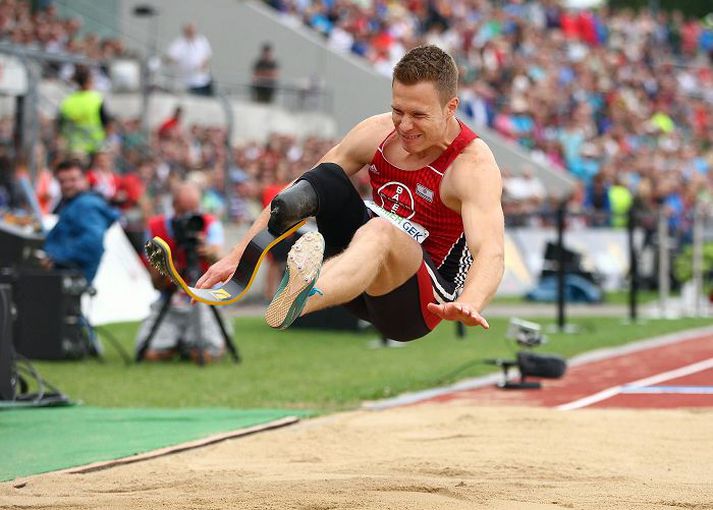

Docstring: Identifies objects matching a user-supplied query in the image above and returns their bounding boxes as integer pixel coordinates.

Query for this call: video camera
[486,317,567,389]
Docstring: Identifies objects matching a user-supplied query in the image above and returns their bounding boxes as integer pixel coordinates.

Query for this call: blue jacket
[44,191,119,283]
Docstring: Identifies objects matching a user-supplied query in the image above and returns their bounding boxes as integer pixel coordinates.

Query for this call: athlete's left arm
[427,139,504,329]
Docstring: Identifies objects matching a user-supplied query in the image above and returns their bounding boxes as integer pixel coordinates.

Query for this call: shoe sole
[265,231,324,329]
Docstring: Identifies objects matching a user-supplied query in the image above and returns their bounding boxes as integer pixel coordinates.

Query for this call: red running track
[425,333,713,410]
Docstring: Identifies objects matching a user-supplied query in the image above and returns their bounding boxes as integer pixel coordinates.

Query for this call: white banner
[82,223,158,325]
[0,55,28,95]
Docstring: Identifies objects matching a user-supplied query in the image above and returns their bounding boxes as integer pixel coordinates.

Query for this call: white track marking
[556,357,713,410]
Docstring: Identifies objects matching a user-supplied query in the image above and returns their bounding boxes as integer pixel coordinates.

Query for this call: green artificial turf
[23,316,712,413]
[0,407,307,481]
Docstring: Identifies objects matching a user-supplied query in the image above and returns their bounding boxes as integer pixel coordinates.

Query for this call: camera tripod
[135,285,240,365]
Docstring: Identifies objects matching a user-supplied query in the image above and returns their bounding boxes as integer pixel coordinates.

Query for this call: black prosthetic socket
[298,163,370,258]
[268,180,319,236]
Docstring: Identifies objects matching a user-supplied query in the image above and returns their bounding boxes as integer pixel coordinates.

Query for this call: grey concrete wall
[118,0,390,136]
[56,0,120,40]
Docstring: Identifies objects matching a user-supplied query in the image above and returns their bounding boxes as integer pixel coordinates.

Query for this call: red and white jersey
[368,119,477,288]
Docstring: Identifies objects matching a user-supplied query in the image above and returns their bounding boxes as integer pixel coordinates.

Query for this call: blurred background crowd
[267,0,713,234]
[0,0,712,248]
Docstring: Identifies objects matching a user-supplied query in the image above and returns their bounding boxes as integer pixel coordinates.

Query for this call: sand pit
[2,403,711,509]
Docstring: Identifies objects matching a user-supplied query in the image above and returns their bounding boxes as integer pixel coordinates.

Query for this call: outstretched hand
[194,255,238,290]
[427,302,490,329]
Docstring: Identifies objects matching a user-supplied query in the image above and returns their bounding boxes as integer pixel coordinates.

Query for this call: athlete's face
[391,80,458,155]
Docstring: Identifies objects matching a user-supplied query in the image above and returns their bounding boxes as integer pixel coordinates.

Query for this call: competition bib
[364,200,429,244]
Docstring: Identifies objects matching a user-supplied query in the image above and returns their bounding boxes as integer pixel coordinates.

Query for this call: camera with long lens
[171,213,205,250]
[171,213,205,280]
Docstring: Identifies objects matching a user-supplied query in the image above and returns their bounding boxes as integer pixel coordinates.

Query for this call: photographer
[135,182,229,363]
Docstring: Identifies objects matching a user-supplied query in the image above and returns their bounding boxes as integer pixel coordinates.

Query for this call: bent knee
[353,217,395,241]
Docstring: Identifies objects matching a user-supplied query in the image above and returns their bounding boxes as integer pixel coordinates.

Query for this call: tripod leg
[136,290,175,362]
[210,306,240,363]
[193,304,206,366]
[78,313,104,361]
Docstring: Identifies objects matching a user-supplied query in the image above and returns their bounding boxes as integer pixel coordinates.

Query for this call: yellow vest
[609,185,633,228]
[60,90,106,155]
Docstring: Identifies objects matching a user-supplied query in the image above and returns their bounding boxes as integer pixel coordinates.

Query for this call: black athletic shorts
[299,171,457,342]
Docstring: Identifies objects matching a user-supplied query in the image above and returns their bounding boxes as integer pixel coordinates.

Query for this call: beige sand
[2,403,712,509]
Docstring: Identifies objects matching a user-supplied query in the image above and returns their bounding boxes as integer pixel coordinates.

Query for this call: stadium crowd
[0,0,127,90]
[265,0,713,234]
[0,0,711,249]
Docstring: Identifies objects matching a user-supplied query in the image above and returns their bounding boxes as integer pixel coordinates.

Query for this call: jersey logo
[416,183,434,203]
[376,181,416,219]
[368,164,378,174]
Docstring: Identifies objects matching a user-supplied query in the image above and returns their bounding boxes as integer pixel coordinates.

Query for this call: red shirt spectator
[158,106,183,139]
[87,152,119,201]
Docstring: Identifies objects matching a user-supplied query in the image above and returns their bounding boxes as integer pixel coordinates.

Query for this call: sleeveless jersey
[368,119,477,288]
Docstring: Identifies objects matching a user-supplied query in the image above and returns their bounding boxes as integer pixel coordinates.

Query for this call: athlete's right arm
[194,206,271,289]
[316,113,393,175]
[195,115,390,290]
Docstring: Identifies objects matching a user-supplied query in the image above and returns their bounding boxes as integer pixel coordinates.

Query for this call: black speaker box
[0,269,87,360]
[0,284,16,400]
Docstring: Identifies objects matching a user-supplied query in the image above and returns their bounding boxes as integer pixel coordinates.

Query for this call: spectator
[35,165,60,216]
[0,155,22,212]
[135,182,228,363]
[502,165,546,225]
[58,66,111,158]
[158,106,184,140]
[251,42,279,104]
[114,163,147,255]
[86,149,120,202]
[257,0,713,237]
[608,175,633,228]
[41,160,119,284]
[583,172,611,227]
[166,23,214,96]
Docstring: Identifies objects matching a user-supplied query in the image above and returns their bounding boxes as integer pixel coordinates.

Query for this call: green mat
[0,407,307,481]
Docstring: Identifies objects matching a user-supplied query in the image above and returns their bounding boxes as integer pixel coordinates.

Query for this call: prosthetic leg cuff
[298,163,354,217]
[268,179,319,235]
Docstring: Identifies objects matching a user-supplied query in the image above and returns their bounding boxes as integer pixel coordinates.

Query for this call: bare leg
[264,259,282,302]
[302,218,422,315]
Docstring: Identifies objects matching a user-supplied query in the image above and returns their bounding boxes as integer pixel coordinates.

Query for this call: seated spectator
[33,144,61,215]
[41,160,119,284]
[502,165,546,226]
[87,149,120,202]
[0,155,20,211]
[114,164,147,254]
[584,173,611,227]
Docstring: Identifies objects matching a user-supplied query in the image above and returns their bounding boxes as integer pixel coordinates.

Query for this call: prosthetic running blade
[145,221,306,306]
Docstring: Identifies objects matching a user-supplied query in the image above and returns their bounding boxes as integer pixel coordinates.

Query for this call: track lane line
[556,357,713,410]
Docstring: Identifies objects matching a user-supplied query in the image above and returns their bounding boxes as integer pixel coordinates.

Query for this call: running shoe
[265,231,324,329]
